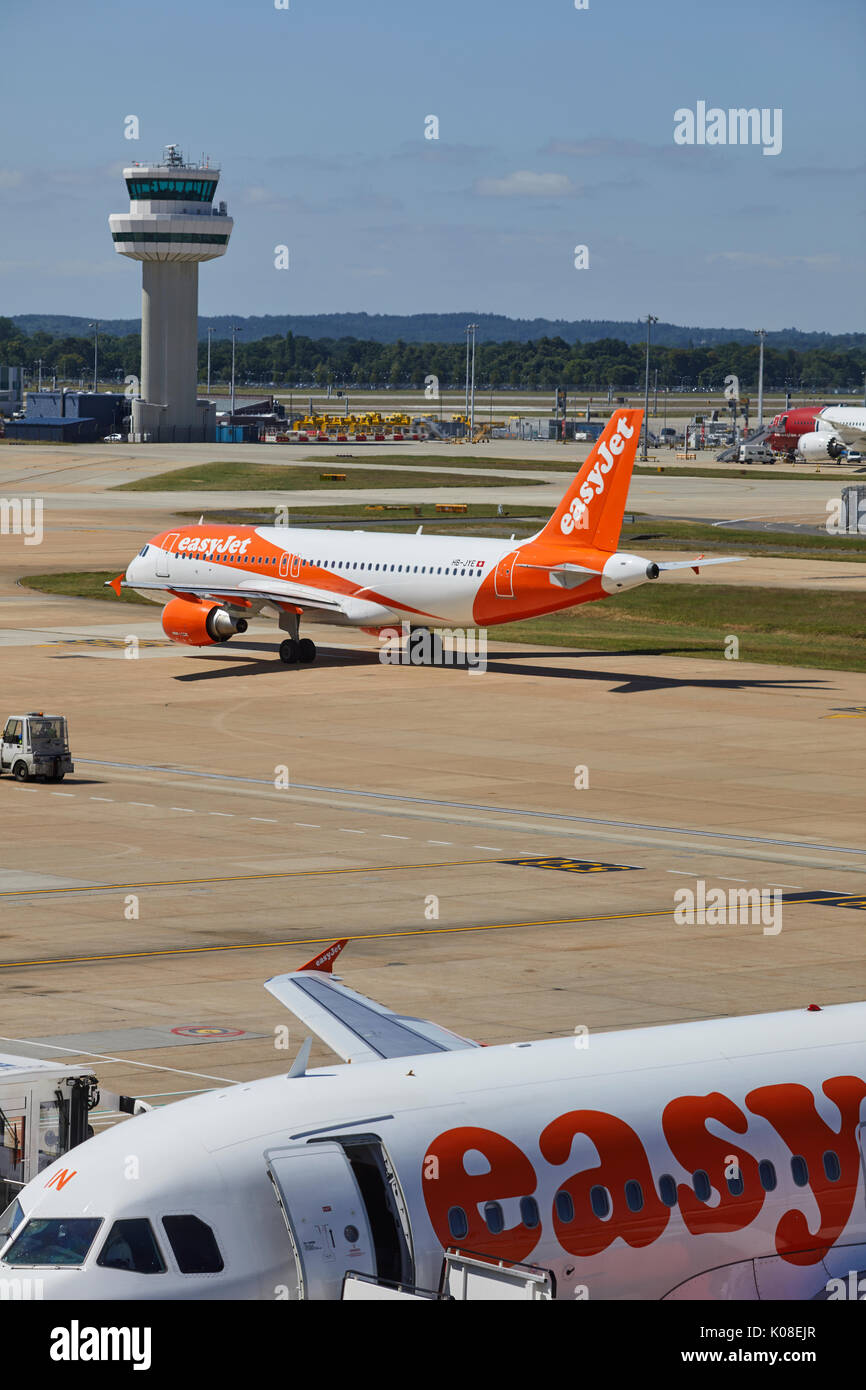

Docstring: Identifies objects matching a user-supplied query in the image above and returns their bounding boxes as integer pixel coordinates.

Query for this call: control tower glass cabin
[109,145,232,442]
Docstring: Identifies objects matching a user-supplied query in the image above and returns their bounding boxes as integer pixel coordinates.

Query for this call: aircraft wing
[114,577,347,616]
[264,940,481,1065]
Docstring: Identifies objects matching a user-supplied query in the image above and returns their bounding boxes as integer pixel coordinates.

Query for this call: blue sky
[2,0,864,331]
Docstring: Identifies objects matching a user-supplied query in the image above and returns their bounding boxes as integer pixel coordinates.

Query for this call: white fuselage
[4,1004,864,1301]
[127,526,519,628]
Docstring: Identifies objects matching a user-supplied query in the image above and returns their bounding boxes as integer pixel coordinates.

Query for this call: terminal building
[109,145,233,443]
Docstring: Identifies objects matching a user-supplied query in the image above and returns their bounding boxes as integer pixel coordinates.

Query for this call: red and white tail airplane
[111,409,741,663]
[2,939,864,1300]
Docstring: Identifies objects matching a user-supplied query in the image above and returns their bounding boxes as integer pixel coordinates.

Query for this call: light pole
[36,359,43,392]
[207,327,214,396]
[641,314,658,460]
[88,321,99,392]
[755,328,766,427]
[230,324,241,417]
[464,324,471,429]
[468,323,478,434]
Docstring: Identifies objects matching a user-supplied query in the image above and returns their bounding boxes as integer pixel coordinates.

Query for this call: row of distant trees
[1,319,863,394]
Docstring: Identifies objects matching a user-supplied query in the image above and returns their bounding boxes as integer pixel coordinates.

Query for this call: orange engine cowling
[161,597,248,647]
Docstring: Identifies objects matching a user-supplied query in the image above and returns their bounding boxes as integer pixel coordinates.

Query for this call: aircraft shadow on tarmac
[173,641,829,695]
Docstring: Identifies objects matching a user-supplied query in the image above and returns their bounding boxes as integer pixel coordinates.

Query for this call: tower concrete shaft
[109,145,233,443]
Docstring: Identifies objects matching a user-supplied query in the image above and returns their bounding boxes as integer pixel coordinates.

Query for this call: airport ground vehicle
[0,1056,98,1214]
[0,717,74,783]
[738,443,776,464]
[0,713,74,782]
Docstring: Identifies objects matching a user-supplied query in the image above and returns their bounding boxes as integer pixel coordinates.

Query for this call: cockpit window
[3,1217,102,1266]
[0,1198,24,1242]
[138,545,150,558]
[97,1219,165,1273]
[162,1214,223,1273]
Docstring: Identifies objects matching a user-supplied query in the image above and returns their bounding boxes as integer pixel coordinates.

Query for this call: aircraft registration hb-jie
[1,939,864,1301]
[111,408,741,663]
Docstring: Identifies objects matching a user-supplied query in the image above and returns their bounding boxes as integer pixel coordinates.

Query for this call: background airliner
[2,939,863,1301]
[112,409,741,663]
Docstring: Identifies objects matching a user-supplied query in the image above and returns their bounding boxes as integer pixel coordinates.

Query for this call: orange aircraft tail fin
[534,408,643,553]
[105,574,124,597]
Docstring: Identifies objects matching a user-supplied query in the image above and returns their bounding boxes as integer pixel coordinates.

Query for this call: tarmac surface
[0,441,863,1129]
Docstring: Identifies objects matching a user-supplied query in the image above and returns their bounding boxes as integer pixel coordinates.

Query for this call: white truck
[738,442,777,464]
[0,713,74,782]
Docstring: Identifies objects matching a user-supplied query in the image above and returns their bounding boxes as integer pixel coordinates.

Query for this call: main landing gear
[279,637,317,665]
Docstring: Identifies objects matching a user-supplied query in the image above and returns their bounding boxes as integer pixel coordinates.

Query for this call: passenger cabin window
[758,1159,777,1192]
[624,1180,644,1213]
[161,1214,223,1273]
[447,1207,468,1240]
[520,1196,540,1229]
[554,1190,574,1223]
[590,1185,611,1219]
[791,1156,809,1188]
[823,1151,841,1182]
[97,1219,165,1273]
[692,1170,711,1202]
[658,1175,678,1207]
[483,1202,504,1234]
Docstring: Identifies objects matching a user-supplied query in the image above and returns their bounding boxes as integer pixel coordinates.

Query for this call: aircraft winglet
[299,938,348,974]
[105,574,124,597]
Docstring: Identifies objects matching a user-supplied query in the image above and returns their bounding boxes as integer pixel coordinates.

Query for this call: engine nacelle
[798,431,845,461]
[601,552,660,594]
[161,598,248,646]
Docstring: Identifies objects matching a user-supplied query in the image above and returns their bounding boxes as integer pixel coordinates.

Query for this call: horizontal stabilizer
[657,556,745,575]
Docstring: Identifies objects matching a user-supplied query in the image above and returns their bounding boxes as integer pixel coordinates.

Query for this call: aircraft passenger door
[858,1125,866,1203]
[156,534,179,578]
[265,1143,376,1300]
[494,549,519,598]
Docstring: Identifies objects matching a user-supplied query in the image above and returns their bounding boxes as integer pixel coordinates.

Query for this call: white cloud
[708,251,841,270]
[474,170,574,198]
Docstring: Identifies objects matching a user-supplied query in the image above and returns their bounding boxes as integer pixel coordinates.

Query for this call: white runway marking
[51,792,75,797]
[250,817,278,823]
[90,796,114,802]
[171,807,195,813]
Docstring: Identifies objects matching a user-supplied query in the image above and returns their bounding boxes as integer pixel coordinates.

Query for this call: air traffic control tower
[109,145,232,442]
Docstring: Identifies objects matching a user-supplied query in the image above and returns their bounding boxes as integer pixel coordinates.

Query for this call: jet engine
[798,431,845,461]
[161,597,248,646]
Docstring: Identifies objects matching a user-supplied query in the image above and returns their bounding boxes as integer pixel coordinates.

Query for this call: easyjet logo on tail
[561,416,635,535]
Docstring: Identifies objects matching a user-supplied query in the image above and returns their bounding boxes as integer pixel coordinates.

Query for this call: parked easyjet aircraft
[2,940,864,1300]
[111,409,740,663]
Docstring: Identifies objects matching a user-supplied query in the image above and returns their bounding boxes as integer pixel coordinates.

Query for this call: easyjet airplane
[2,939,863,1300]
[110,409,741,663]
